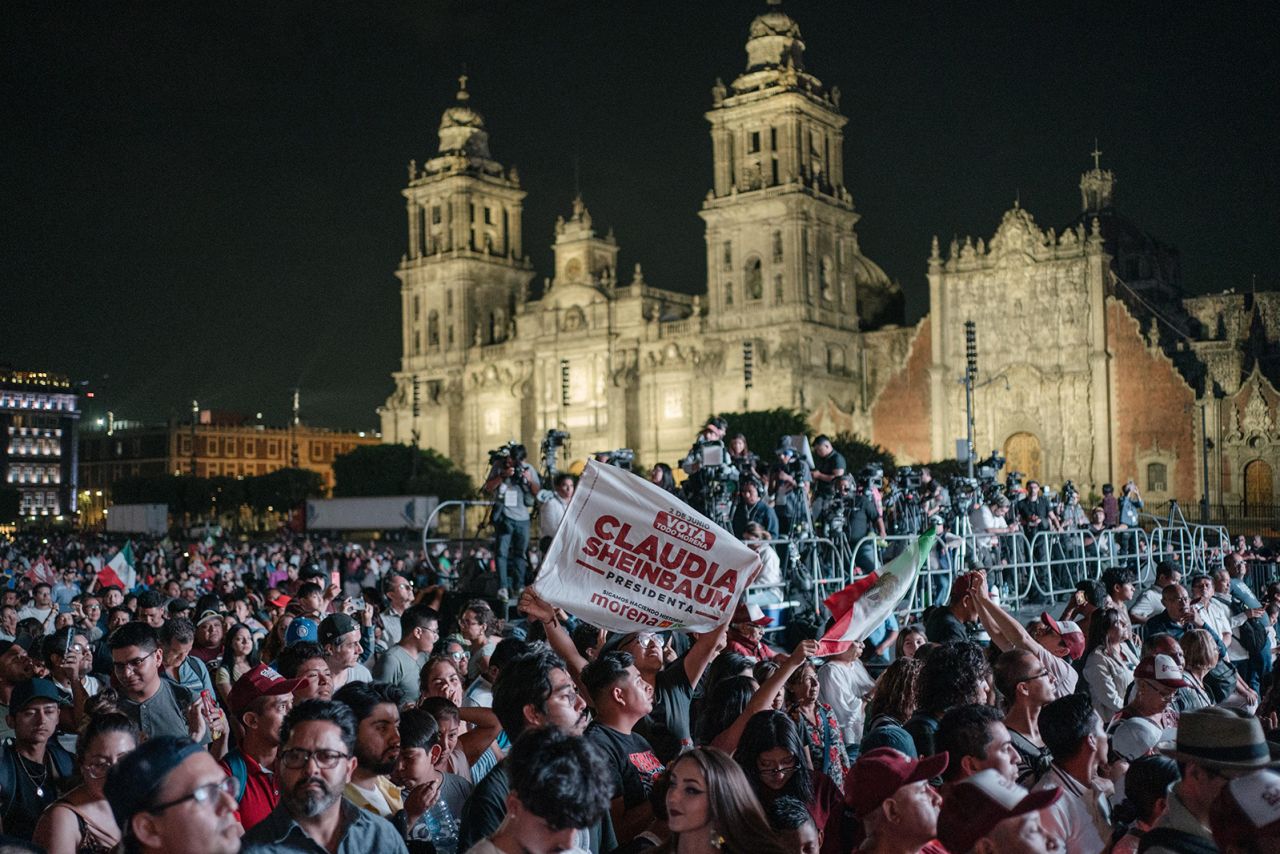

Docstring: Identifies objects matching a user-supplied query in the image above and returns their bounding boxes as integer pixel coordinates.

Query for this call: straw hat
[1158,707,1280,771]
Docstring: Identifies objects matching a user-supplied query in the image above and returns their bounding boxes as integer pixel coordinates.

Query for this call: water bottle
[990,585,1001,607]
[423,800,460,854]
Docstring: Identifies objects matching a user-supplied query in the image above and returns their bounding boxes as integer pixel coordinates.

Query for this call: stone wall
[870,317,932,463]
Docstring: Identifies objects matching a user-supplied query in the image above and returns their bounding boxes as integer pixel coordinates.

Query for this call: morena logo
[653,512,715,550]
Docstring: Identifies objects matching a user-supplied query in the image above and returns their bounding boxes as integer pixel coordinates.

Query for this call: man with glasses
[371,604,438,700]
[110,621,222,745]
[241,698,407,854]
[377,575,416,650]
[994,649,1056,787]
[106,735,243,854]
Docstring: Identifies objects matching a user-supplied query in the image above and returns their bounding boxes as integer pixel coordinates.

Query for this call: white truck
[305,496,437,532]
[104,503,169,535]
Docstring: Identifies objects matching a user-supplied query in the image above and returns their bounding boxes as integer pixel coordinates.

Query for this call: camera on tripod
[595,448,635,470]
[975,450,1006,485]
[541,429,570,477]
[1005,470,1025,492]
[895,466,922,495]
[855,464,884,491]
[1062,480,1078,504]
[488,441,526,469]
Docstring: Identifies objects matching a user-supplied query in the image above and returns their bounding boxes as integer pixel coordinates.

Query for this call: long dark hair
[652,747,791,854]
[734,711,813,807]
[696,675,756,746]
[220,622,260,673]
[1082,607,1122,666]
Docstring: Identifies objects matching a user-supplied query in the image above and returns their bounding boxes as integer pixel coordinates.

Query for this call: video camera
[895,466,922,494]
[595,448,635,470]
[1061,480,1078,504]
[541,429,570,477]
[1005,470,1025,492]
[975,450,1006,485]
[855,464,884,492]
[488,441,527,469]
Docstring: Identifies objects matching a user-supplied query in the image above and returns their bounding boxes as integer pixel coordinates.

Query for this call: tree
[333,444,474,500]
[708,407,809,459]
[0,487,19,525]
[247,468,325,513]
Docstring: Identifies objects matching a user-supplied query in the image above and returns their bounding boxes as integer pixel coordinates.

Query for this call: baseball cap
[228,663,304,718]
[10,677,70,711]
[1210,769,1280,848]
[318,613,358,646]
[732,602,772,627]
[936,768,1062,853]
[0,635,36,657]
[106,736,204,829]
[284,617,318,646]
[196,608,222,627]
[1109,716,1166,762]
[1135,653,1189,689]
[268,593,292,609]
[1039,612,1086,659]
[844,747,949,818]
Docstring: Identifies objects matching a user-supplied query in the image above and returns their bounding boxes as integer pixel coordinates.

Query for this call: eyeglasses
[82,756,122,780]
[1016,670,1051,685]
[112,654,155,674]
[148,776,239,813]
[757,762,798,778]
[279,748,351,770]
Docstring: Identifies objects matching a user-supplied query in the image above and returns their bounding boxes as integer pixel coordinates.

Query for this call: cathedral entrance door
[1003,432,1043,484]
[1243,459,1274,514]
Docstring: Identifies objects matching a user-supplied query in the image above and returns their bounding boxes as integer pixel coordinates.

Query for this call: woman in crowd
[894,626,926,659]
[649,463,678,494]
[741,523,782,605]
[654,746,790,854]
[734,710,841,834]
[213,622,259,709]
[456,600,502,682]
[1179,628,1220,712]
[863,656,922,735]
[1082,607,1136,720]
[33,712,139,854]
[258,609,294,664]
[784,661,850,791]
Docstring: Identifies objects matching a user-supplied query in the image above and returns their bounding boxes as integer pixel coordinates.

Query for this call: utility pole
[290,388,301,468]
[964,321,978,479]
[190,399,199,476]
[1201,401,1211,523]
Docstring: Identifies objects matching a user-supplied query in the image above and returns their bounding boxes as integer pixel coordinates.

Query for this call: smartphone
[352,597,366,611]
[330,571,340,588]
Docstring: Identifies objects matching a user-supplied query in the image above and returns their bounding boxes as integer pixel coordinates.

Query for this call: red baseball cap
[228,663,304,718]
[1039,612,1086,659]
[1135,653,1189,689]
[937,768,1062,853]
[268,593,292,609]
[732,602,772,627]
[844,747,949,818]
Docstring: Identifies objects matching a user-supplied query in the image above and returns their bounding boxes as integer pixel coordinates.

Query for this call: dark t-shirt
[584,723,664,808]
[0,742,74,841]
[1016,495,1052,533]
[924,607,969,644]
[845,492,881,542]
[457,760,615,854]
[814,451,847,497]
[635,659,694,764]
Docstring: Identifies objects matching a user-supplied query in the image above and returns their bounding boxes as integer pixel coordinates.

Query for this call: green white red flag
[97,541,137,590]
[816,526,936,656]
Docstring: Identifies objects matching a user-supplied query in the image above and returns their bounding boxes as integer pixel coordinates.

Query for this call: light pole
[964,321,977,478]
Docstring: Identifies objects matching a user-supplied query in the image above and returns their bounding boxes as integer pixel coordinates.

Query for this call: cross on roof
[1091,139,1102,171]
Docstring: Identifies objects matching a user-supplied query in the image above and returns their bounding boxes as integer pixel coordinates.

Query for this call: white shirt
[1033,764,1111,854]
[1129,586,1164,622]
[538,493,572,539]
[1034,642,1079,698]
[817,659,877,745]
[17,605,56,633]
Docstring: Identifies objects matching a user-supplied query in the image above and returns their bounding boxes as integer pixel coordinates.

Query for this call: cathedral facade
[380,6,1280,515]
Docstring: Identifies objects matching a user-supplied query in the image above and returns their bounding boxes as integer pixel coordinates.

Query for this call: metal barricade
[420,500,496,587]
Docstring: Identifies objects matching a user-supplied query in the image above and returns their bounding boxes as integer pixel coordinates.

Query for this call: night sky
[4,1,1277,432]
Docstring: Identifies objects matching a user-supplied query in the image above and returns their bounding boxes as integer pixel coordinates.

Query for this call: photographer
[1116,479,1144,573]
[482,443,540,600]
[768,444,811,538]
[536,473,576,554]
[840,474,886,573]
[810,434,846,523]
[731,479,777,540]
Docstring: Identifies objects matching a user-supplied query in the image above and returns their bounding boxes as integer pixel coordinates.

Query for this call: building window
[724,279,733,307]
[774,274,784,303]
[748,131,761,154]
[1147,462,1168,492]
[744,256,763,301]
[413,331,421,355]
[772,231,783,262]
[412,295,420,321]
[722,241,732,271]
[447,325,455,348]
[446,291,453,314]
[431,205,442,224]
[483,206,492,225]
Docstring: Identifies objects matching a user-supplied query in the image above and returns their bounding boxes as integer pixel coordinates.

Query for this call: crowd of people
[0,483,1276,853]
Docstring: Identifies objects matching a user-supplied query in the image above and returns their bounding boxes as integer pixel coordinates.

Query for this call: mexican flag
[97,541,137,590]
[25,557,56,586]
[816,526,937,656]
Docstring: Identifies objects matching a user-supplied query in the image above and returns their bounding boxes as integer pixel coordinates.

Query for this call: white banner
[533,461,762,632]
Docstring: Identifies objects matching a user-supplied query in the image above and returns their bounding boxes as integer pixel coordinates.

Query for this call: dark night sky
[4,1,1277,431]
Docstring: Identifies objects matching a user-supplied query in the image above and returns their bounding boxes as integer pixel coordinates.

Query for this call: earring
[709,828,725,849]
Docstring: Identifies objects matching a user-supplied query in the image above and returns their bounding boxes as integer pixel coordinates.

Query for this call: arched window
[744,256,763,301]
[1146,462,1168,492]
[427,311,439,348]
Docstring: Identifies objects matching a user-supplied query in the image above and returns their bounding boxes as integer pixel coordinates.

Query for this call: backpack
[1238,615,1269,658]
[225,751,248,803]
[1202,658,1236,703]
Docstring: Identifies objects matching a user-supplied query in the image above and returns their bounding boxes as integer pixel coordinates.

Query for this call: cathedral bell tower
[699,2,893,331]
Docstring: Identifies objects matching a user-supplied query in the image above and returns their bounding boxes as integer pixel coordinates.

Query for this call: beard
[286,776,342,818]
[357,745,398,776]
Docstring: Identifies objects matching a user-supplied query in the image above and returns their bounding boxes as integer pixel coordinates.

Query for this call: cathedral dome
[846,252,892,288]
[437,76,492,159]
[745,6,806,71]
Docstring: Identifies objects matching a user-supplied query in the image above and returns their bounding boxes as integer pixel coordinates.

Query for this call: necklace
[16,752,49,798]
